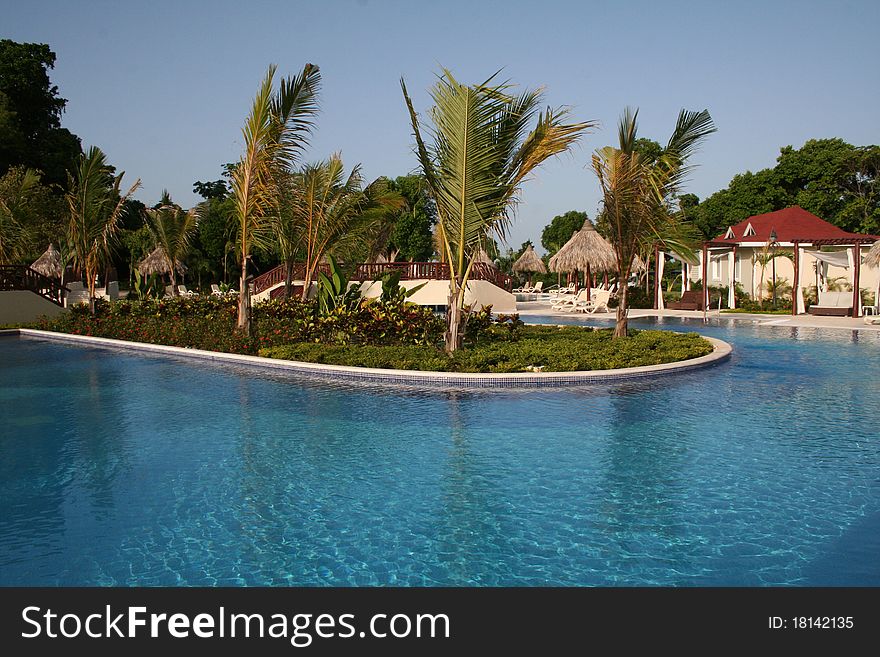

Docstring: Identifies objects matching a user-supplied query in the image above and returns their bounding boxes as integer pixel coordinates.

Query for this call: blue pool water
[1,318,879,586]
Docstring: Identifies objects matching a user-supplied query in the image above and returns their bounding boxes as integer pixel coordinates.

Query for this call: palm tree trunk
[237,258,249,333]
[614,284,629,338]
[301,266,313,301]
[170,268,178,297]
[87,265,97,315]
[445,282,463,353]
[284,260,294,300]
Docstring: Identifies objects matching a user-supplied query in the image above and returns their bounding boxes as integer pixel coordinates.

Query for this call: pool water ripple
[1,318,879,586]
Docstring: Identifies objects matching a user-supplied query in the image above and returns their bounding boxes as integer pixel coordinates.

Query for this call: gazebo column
[852,244,861,317]
[792,242,799,316]
[653,244,660,310]
[727,248,736,309]
[701,244,709,311]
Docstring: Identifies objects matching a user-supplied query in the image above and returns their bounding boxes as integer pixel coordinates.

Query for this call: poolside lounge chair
[552,288,589,311]
[547,284,572,296]
[573,289,612,314]
[666,290,703,311]
[211,284,224,296]
[178,285,198,296]
[808,290,853,317]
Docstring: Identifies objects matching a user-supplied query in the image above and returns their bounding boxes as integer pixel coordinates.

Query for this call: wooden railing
[0,265,68,306]
[253,261,513,294]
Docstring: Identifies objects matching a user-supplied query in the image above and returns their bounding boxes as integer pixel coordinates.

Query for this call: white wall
[0,291,66,324]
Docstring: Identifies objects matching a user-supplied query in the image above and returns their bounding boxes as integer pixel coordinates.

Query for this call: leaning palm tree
[283,155,403,299]
[145,191,199,296]
[402,69,593,352]
[66,146,141,313]
[592,108,715,337]
[231,63,320,332]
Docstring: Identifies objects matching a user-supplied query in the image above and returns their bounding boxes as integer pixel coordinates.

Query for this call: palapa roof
[30,243,62,278]
[512,245,547,274]
[866,240,880,268]
[138,246,186,276]
[548,220,616,273]
[475,247,496,267]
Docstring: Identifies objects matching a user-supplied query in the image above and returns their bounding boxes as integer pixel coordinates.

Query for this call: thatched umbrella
[866,240,880,268]
[30,243,62,278]
[512,244,547,286]
[475,247,496,267]
[138,246,186,277]
[549,220,616,296]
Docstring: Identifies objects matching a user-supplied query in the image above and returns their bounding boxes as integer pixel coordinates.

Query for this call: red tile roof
[715,206,866,243]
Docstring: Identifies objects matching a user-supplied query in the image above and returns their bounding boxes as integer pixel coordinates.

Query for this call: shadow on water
[802,506,880,585]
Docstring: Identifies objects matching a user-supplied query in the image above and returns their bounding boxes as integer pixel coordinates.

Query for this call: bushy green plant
[316,254,361,314]
[131,270,164,300]
[260,327,713,372]
[374,269,428,303]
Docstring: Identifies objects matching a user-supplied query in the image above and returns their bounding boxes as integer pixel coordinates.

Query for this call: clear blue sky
[6,0,879,251]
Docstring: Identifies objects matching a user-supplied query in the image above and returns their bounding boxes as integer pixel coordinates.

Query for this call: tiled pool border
[3,328,732,389]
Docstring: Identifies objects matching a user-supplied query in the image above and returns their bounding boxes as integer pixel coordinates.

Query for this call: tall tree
[402,69,593,352]
[145,191,199,295]
[0,40,81,185]
[66,146,140,313]
[541,210,587,254]
[691,139,880,238]
[231,63,320,333]
[385,175,436,261]
[592,107,715,338]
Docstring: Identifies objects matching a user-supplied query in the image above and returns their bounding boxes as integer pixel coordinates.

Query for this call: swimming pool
[1,318,878,586]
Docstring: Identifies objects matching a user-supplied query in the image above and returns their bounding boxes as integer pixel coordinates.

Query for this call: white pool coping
[3,328,732,389]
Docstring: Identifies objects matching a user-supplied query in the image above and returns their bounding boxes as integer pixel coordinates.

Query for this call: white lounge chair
[573,289,612,314]
[552,288,589,310]
[548,284,574,297]
[178,285,198,296]
[211,284,224,296]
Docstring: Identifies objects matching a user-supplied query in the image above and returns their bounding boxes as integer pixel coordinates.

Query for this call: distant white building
[686,206,878,316]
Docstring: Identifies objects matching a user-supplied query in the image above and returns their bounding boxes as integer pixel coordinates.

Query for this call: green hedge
[260,326,713,373]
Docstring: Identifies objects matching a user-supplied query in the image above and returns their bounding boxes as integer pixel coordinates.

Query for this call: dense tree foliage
[0,40,81,186]
[541,210,587,254]
[0,166,65,262]
[385,175,436,261]
[690,139,880,238]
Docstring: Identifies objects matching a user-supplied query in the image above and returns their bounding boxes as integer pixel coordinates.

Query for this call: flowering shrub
[39,296,444,355]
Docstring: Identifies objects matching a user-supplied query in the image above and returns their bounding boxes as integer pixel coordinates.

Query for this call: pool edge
[9,328,732,389]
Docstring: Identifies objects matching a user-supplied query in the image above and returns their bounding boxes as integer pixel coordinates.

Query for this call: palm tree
[144,191,199,296]
[402,69,592,352]
[231,63,320,333]
[66,146,141,313]
[281,154,403,300]
[0,167,40,263]
[591,108,715,337]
